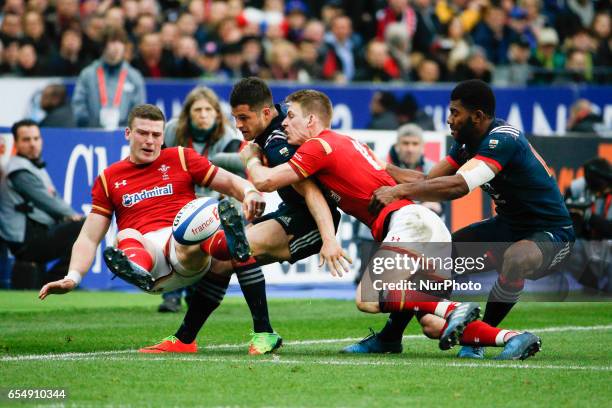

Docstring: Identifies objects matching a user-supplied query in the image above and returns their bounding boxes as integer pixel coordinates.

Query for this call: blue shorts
[452,216,575,279]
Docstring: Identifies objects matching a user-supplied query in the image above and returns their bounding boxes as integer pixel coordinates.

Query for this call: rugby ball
[172,197,221,245]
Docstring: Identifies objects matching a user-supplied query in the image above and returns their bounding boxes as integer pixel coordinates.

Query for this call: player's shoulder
[102,157,131,176]
[303,129,342,153]
[487,120,523,142]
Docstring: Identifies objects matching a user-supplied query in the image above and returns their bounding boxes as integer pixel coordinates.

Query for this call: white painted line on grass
[5,354,611,372]
[2,324,611,363]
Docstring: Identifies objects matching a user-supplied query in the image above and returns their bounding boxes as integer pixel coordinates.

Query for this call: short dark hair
[102,26,128,46]
[377,91,397,111]
[127,104,165,128]
[229,77,273,111]
[584,157,612,189]
[450,79,496,117]
[11,119,38,141]
[285,89,333,127]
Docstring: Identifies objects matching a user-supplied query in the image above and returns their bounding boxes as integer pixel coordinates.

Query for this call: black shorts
[452,216,575,279]
[252,202,342,263]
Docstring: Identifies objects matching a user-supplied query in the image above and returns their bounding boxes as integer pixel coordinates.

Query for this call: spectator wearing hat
[198,40,223,78]
[529,27,565,83]
[285,0,308,43]
[72,27,145,128]
[507,7,537,49]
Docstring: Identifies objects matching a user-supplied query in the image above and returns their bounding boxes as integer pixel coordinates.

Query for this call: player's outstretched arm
[369,158,498,214]
[39,213,111,300]
[208,167,266,221]
[293,179,352,277]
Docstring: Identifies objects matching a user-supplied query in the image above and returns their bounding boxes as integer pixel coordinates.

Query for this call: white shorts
[359,205,453,297]
[143,227,211,293]
[383,204,451,243]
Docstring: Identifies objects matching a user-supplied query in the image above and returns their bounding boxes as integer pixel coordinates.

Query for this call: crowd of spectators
[0,0,609,84]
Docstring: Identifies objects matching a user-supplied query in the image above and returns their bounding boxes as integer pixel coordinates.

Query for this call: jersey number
[351,140,382,171]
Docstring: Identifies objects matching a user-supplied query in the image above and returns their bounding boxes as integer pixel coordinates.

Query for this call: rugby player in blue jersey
[344,79,574,359]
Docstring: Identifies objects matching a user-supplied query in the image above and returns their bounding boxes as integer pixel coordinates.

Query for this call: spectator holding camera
[564,158,612,292]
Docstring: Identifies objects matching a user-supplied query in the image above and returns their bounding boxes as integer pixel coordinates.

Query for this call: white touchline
[2,324,612,364]
[2,354,612,372]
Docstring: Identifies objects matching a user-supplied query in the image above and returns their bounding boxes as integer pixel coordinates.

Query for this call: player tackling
[240,89,543,360]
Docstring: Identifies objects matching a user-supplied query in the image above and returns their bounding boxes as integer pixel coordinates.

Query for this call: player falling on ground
[38,104,278,352]
[139,78,351,355]
[241,89,542,360]
[365,80,574,359]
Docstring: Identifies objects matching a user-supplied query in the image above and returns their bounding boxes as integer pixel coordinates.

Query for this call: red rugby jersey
[288,130,412,241]
[91,147,218,234]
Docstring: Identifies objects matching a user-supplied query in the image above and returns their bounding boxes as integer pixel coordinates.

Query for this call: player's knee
[355,299,380,313]
[116,228,143,242]
[355,287,380,313]
[419,314,444,339]
[503,244,541,278]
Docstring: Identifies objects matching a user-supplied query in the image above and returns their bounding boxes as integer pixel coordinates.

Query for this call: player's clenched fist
[240,142,263,167]
[369,185,401,214]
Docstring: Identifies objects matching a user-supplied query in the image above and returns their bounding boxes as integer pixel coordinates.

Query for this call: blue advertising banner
[60,80,611,135]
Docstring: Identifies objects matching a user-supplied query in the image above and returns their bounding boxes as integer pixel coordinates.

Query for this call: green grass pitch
[1,290,611,407]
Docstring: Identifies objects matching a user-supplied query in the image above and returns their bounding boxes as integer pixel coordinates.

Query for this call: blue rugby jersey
[447,119,572,231]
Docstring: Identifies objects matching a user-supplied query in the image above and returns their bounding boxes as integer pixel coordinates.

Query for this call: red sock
[382,289,457,318]
[459,320,518,346]
[201,230,230,261]
[117,238,153,272]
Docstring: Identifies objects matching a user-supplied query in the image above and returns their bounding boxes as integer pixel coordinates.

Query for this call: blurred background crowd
[0,0,610,85]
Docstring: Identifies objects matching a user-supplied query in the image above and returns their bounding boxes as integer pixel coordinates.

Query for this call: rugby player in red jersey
[240,90,542,359]
[39,105,268,349]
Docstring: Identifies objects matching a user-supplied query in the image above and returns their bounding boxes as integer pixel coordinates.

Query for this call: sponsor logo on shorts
[122,184,174,207]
